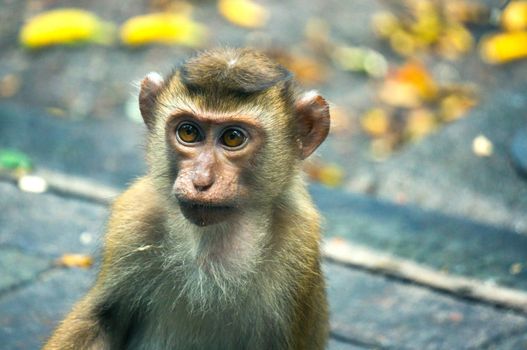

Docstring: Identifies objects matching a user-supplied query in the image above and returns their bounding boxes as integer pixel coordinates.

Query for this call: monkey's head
[139,48,330,227]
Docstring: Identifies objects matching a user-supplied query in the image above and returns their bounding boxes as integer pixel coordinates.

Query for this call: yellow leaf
[318,164,344,187]
[480,31,527,64]
[57,253,93,268]
[218,0,269,29]
[436,24,474,60]
[405,108,436,141]
[439,93,477,122]
[361,108,390,137]
[502,1,527,32]
[120,13,207,47]
[19,9,115,48]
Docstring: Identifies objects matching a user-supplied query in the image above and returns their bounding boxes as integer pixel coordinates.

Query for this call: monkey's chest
[125,299,284,350]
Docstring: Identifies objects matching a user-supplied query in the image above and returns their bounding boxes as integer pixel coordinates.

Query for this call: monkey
[44,48,330,350]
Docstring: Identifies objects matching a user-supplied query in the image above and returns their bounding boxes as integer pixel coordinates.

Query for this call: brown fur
[44,48,330,350]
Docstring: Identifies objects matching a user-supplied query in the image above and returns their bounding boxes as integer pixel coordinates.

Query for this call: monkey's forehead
[177,48,293,95]
[155,89,292,128]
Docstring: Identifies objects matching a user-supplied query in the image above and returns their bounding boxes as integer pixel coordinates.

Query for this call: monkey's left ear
[139,72,164,131]
[295,91,330,159]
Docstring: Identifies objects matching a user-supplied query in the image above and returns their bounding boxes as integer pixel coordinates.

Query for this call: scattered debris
[0,74,21,98]
[0,149,32,171]
[332,45,388,78]
[304,161,345,187]
[56,253,94,268]
[472,134,493,157]
[79,232,94,246]
[510,262,523,275]
[19,8,115,48]
[18,175,48,193]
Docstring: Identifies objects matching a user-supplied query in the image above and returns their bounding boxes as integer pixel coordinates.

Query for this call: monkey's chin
[179,202,236,227]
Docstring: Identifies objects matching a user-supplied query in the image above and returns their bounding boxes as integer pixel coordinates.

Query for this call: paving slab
[0,268,96,350]
[312,183,527,291]
[326,262,527,349]
[0,181,106,257]
[0,103,145,189]
[0,246,50,294]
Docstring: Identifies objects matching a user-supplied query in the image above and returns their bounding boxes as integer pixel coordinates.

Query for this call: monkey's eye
[220,128,247,149]
[176,123,203,144]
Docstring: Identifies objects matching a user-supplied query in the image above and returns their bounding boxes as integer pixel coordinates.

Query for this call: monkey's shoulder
[105,177,167,246]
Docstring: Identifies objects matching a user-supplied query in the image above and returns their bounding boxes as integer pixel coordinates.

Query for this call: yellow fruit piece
[480,31,527,64]
[57,253,94,268]
[19,9,114,48]
[318,164,344,187]
[120,13,207,47]
[218,0,269,29]
[361,108,390,137]
[502,1,527,31]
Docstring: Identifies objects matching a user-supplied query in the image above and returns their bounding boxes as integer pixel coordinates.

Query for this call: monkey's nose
[192,172,215,192]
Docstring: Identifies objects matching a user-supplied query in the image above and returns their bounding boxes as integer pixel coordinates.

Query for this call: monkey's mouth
[179,201,236,227]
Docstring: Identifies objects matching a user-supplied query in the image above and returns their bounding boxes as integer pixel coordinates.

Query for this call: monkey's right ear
[139,72,164,131]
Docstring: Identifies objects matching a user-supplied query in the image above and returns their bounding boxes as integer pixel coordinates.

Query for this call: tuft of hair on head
[179,48,292,96]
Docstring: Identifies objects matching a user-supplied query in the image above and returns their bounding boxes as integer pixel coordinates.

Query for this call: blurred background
[1,0,526,234]
[1,0,527,348]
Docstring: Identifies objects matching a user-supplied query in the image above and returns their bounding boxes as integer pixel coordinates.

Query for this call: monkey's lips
[179,201,237,226]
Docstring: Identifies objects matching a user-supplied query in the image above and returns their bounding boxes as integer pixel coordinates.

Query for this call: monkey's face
[165,111,265,227]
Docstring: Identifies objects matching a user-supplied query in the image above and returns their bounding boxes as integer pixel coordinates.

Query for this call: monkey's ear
[295,91,330,159]
[139,72,164,131]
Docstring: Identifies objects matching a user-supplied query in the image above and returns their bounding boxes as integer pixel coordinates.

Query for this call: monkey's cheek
[179,204,236,227]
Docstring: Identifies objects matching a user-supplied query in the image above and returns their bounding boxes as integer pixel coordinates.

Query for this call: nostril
[194,183,213,192]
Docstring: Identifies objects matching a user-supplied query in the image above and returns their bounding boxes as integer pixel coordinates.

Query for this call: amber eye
[177,123,202,144]
[220,128,247,149]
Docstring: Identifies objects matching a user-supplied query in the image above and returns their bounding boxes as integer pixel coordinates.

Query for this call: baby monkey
[45,48,330,350]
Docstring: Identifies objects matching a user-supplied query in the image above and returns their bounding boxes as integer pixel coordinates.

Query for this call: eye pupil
[222,128,246,148]
[177,123,201,143]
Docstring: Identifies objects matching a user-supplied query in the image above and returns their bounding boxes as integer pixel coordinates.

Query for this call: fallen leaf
[218,0,269,29]
[303,161,344,187]
[329,106,353,134]
[318,164,344,187]
[439,93,477,122]
[57,254,93,268]
[510,262,523,275]
[19,8,115,48]
[405,108,436,141]
[436,24,474,60]
[360,108,390,137]
[332,46,387,78]
[120,13,207,47]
